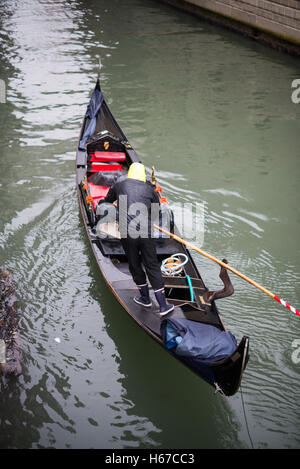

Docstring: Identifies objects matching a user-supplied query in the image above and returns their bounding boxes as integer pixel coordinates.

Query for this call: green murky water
[0,0,299,449]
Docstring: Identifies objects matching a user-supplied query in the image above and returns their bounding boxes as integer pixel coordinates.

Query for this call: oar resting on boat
[154,224,300,318]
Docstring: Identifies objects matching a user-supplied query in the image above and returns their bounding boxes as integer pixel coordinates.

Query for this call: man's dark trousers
[121,236,164,291]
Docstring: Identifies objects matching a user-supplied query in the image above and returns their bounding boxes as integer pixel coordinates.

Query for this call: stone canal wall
[157,0,300,55]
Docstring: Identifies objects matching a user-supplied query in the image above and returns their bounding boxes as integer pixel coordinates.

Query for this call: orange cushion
[88,183,110,200]
[89,163,124,172]
[90,151,126,162]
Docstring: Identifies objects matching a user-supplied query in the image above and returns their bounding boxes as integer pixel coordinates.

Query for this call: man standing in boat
[98,162,174,316]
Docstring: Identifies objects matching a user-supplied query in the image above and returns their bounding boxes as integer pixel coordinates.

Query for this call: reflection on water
[0,0,299,449]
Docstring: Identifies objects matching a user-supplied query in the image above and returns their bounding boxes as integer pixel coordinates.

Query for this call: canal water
[0,0,299,449]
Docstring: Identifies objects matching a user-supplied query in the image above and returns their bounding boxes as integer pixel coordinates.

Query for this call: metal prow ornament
[151,166,156,185]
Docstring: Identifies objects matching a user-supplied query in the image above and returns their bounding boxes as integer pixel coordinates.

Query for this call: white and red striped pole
[273,296,300,317]
[154,224,300,318]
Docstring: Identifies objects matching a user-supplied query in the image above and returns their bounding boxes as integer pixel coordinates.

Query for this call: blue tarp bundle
[79,84,104,150]
[161,318,237,364]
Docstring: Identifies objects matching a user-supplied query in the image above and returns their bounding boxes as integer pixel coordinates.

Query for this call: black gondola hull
[75,80,249,397]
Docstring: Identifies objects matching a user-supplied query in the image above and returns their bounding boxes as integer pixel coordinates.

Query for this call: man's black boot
[154,288,174,316]
[133,284,152,307]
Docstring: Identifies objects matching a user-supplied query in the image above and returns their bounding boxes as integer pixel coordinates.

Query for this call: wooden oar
[153,224,300,318]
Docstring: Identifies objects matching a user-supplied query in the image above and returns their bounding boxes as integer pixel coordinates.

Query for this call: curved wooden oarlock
[199,259,234,303]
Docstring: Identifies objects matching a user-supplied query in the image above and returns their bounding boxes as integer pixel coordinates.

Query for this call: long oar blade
[153,224,300,318]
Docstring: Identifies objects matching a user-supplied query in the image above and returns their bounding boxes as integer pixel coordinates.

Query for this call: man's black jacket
[99,178,160,238]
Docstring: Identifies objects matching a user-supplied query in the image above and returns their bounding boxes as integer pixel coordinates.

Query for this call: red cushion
[90,151,126,162]
[89,163,124,172]
[88,183,110,200]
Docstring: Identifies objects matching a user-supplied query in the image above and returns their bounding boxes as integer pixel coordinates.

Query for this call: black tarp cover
[79,83,104,150]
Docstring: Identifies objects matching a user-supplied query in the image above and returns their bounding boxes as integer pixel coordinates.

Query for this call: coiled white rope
[161,253,188,276]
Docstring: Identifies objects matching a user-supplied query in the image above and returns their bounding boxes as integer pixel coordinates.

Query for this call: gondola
[75,77,249,397]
